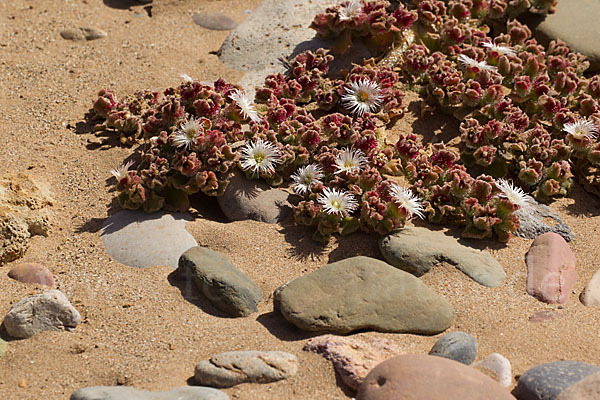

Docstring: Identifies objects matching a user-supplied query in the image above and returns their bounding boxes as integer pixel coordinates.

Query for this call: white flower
[338,0,362,21]
[482,41,516,57]
[172,117,202,149]
[334,148,367,174]
[229,89,261,123]
[180,73,193,83]
[341,78,383,116]
[291,164,324,195]
[497,179,535,210]
[111,160,134,181]
[458,54,498,73]
[563,118,598,141]
[388,183,425,219]
[240,138,282,176]
[318,187,358,215]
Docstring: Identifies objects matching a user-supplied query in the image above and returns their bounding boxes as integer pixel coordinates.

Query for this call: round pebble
[429,331,478,365]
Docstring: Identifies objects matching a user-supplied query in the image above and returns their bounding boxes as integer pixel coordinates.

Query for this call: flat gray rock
[3,290,81,339]
[514,361,600,400]
[515,203,574,242]
[178,246,262,317]
[429,331,477,365]
[101,210,197,269]
[194,351,298,388]
[274,256,454,334]
[530,0,600,72]
[379,227,506,288]
[217,172,291,224]
[193,12,237,31]
[70,386,229,400]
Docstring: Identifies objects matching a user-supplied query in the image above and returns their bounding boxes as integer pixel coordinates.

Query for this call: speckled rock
[303,335,405,390]
[356,354,516,400]
[556,371,600,400]
[428,331,477,365]
[3,290,81,339]
[473,353,512,387]
[70,386,229,400]
[8,263,55,286]
[515,203,574,242]
[580,268,600,306]
[379,226,506,287]
[275,256,454,334]
[514,361,600,400]
[192,12,237,31]
[525,233,577,304]
[60,27,107,41]
[194,351,298,388]
[177,246,262,317]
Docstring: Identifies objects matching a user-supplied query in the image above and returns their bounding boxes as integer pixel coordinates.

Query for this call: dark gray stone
[274,256,454,334]
[194,351,298,388]
[514,361,600,400]
[429,331,477,365]
[192,12,237,31]
[70,386,229,400]
[515,203,574,242]
[379,226,506,288]
[178,246,262,317]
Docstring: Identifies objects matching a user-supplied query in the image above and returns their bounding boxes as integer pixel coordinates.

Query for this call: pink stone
[528,310,563,323]
[303,335,405,390]
[525,232,577,304]
[7,263,55,286]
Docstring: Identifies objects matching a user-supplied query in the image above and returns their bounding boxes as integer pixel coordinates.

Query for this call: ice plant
[338,0,362,21]
[334,147,367,174]
[240,138,282,177]
[229,89,261,123]
[497,179,535,211]
[563,118,598,141]
[317,187,358,215]
[341,78,383,116]
[110,160,134,182]
[388,183,425,219]
[291,164,324,195]
[180,73,193,83]
[482,41,516,56]
[457,54,498,73]
[172,117,202,149]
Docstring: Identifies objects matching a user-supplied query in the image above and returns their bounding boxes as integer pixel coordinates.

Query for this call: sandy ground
[1,0,600,399]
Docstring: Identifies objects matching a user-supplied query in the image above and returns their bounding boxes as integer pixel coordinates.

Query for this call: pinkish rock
[303,335,405,390]
[356,354,516,400]
[528,310,563,323]
[7,263,55,286]
[580,268,600,306]
[556,370,600,400]
[525,232,577,304]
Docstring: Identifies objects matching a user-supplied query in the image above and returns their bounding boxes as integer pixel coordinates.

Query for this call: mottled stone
[61,27,107,41]
[101,210,197,269]
[192,12,237,31]
[194,351,298,388]
[379,226,506,287]
[473,353,512,387]
[357,354,516,400]
[177,246,262,317]
[525,233,577,304]
[70,386,229,400]
[8,263,55,286]
[514,361,600,400]
[428,331,477,365]
[3,290,81,339]
[303,335,405,390]
[275,256,454,334]
[556,371,600,400]
[515,203,574,242]
[580,268,600,306]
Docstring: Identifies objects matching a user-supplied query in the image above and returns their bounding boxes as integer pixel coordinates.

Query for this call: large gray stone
[556,371,600,400]
[428,331,477,365]
[178,246,262,317]
[101,210,197,269]
[274,256,454,334]
[194,351,298,388]
[515,203,574,242]
[514,361,600,400]
[3,290,81,339]
[379,227,506,288]
[70,386,229,400]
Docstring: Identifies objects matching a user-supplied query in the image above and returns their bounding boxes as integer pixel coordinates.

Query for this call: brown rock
[8,263,55,286]
[525,232,577,304]
[356,354,516,400]
[556,371,600,400]
[303,335,405,390]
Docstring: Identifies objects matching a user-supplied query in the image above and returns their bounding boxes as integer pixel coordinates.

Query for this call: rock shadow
[167,270,233,319]
[256,311,322,342]
[188,193,229,223]
[278,222,328,262]
[327,232,382,264]
[103,0,151,9]
[405,99,461,145]
[73,113,128,151]
[564,181,600,217]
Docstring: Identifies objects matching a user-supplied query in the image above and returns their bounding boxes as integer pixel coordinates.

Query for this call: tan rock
[580,268,600,306]
[8,263,55,286]
[556,371,600,399]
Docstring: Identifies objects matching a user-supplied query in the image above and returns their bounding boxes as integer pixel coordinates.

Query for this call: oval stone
[8,263,55,286]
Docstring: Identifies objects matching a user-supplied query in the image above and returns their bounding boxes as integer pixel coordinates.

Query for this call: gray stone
[60,27,107,41]
[556,371,600,400]
[217,172,291,224]
[428,331,477,365]
[530,0,600,73]
[192,12,237,31]
[3,290,81,339]
[515,203,574,242]
[580,268,600,306]
[514,361,600,400]
[379,227,506,288]
[178,246,262,317]
[275,256,454,334]
[70,386,229,400]
[101,210,197,269]
[194,351,298,388]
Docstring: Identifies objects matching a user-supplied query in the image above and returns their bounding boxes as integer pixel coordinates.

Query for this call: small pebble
[192,12,237,31]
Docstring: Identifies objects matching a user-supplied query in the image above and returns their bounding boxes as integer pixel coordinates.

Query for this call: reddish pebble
[528,310,563,323]
[8,263,55,286]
